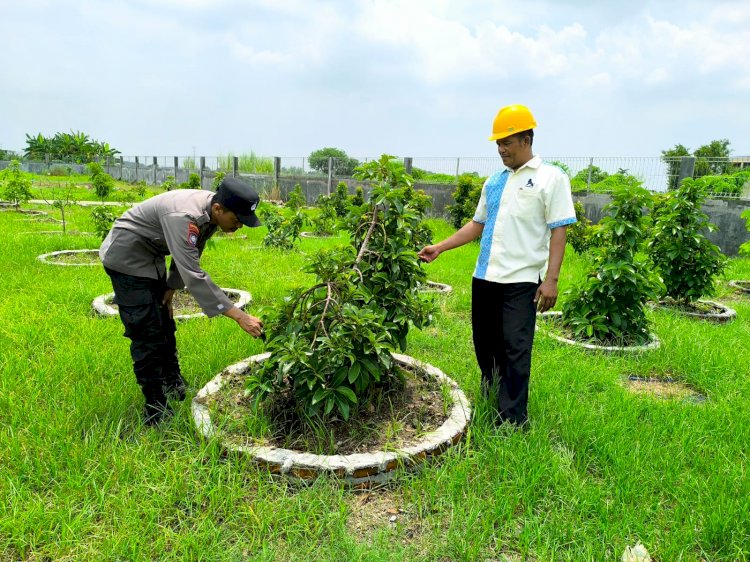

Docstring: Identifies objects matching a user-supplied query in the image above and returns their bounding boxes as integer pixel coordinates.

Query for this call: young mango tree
[648,178,726,306]
[561,185,663,345]
[248,155,434,420]
[260,206,304,250]
[0,160,34,209]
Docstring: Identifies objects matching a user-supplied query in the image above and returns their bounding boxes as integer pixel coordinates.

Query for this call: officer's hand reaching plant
[224,307,264,338]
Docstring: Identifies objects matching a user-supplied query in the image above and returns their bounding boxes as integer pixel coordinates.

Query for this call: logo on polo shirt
[187,223,200,247]
[525,179,535,188]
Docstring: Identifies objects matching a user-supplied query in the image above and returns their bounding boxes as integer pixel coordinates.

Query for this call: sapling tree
[0,160,33,209]
[561,185,663,344]
[87,162,114,201]
[329,182,350,217]
[567,201,598,256]
[311,194,339,236]
[41,180,76,234]
[285,184,306,210]
[648,178,726,305]
[260,206,304,250]
[91,206,117,240]
[248,155,435,420]
[446,174,483,229]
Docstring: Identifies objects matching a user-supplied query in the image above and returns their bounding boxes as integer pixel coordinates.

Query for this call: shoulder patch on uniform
[187,223,200,247]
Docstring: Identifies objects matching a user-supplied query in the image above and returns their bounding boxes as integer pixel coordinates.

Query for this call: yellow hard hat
[488,104,537,141]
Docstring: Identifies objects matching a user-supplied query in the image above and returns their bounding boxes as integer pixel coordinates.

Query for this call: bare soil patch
[624,373,706,402]
[109,289,243,316]
[202,364,453,456]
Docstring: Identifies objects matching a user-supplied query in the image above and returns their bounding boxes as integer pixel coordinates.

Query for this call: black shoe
[142,386,171,426]
[143,401,171,426]
[163,373,187,401]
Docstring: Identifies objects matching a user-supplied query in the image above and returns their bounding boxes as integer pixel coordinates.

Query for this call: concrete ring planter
[536,311,660,353]
[728,280,750,294]
[192,352,472,487]
[214,234,248,240]
[300,231,337,239]
[419,281,453,294]
[650,299,736,323]
[1,208,47,216]
[37,249,100,266]
[92,288,252,320]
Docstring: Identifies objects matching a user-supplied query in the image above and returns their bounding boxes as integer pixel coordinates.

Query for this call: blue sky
[1,0,748,160]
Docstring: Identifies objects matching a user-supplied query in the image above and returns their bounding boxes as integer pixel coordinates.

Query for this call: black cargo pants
[471,277,539,425]
[104,266,183,406]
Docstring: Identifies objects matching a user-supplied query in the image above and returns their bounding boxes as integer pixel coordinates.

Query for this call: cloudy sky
[1,0,749,161]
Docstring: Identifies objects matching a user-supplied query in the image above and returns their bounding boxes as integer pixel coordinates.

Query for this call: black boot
[163,372,187,401]
[142,385,171,426]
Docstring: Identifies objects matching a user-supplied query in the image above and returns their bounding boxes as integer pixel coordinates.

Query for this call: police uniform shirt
[99,190,235,317]
[472,155,577,284]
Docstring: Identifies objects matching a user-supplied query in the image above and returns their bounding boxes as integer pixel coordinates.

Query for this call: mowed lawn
[1,201,749,561]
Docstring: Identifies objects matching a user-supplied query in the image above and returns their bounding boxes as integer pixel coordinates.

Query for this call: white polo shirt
[472,155,576,284]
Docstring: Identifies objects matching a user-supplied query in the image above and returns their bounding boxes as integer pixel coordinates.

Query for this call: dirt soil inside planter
[46,251,100,265]
[109,290,242,315]
[539,313,651,347]
[201,365,453,456]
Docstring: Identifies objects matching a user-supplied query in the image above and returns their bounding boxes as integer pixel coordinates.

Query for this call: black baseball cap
[216,177,261,227]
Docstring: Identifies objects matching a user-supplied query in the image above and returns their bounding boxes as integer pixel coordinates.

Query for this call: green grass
[1,205,750,560]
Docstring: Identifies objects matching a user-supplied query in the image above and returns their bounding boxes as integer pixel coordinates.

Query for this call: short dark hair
[509,129,534,146]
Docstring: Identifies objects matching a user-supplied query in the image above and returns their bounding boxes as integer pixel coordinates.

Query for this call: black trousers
[471,277,539,425]
[104,266,181,401]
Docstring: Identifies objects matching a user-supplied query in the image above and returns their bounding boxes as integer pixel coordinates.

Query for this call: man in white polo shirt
[419,104,576,427]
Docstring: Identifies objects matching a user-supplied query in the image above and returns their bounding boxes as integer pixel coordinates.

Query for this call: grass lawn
[1,202,749,561]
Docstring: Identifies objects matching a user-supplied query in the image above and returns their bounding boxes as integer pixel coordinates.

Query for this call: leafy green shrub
[446,173,483,229]
[570,165,609,192]
[311,194,339,236]
[695,170,750,197]
[248,155,434,420]
[349,186,365,207]
[212,172,226,191]
[329,182,350,217]
[0,160,33,208]
[162,176,176,191]
[567,201,598,256]
[562,185,662,344]
[260,206,304,250]
[648,178,726,304]
[185,173,201,189]
[91,205,117,240]
[87,161,114,200]
[285,184,306,211]
[739,210,750,256]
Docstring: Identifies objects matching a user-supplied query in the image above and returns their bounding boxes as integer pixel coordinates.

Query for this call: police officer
[100,177,264,425]
[419,105,576,427]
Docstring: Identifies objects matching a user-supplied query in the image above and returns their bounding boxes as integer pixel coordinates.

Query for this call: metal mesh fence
[2,153,748,202]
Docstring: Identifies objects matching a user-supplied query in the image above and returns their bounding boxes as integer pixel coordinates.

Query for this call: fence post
[233,156,238,178]
[677,157,696,187]
[586,157,594,191]
[274,157,281,194]
[120,157,124,180]
[327,157,333,196]
[455,157,460,184]
[135,157,139,182]
[106,157,110,175]
[200,157,206,189]
[173,156,178,181]
[153,157,158,184]
[404,157,413,176]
